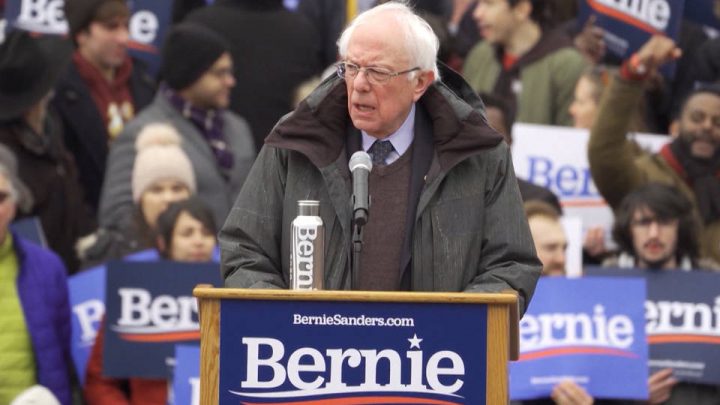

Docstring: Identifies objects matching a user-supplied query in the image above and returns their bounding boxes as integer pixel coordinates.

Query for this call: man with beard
[589,35,720,264]
[601,183,720,405]
[98,23,255,235]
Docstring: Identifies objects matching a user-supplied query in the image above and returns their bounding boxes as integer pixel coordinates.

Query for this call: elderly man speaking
[219,1,540,314]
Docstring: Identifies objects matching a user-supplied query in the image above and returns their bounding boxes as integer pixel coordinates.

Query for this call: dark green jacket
[462,31,586,126]
[220,68,541,314]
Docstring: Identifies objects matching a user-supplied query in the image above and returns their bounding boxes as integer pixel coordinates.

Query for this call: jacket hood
[493,27,574,72]
[265,62,503,170]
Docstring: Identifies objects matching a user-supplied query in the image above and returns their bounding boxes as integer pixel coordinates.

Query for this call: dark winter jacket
[0,117,95,273]
[52,58,155,211]
[220,66,541,314]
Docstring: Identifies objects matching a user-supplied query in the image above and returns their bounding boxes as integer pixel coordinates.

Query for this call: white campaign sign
[512,123,667,252]
[561,216,583,278]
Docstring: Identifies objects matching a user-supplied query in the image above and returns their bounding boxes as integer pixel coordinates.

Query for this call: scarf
[73,51,134,140]
[162,86,234,177]
[660,137,720,223]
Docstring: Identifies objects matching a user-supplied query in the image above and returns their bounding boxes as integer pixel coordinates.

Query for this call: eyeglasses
[336,62,420,85]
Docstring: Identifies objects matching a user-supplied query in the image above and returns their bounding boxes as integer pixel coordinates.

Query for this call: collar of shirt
[361,104,415,165]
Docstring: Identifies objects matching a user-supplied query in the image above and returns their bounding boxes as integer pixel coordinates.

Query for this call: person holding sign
[606,183,719,272]
[84,196,217,405]
[462,0,587,126]
[601,183,720,403]
[606,183,720,402]
[588,35,720,266]
[220,2,541,313]
[522,201,614,405]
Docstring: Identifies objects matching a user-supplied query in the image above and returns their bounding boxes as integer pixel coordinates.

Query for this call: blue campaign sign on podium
[218,299,488,404]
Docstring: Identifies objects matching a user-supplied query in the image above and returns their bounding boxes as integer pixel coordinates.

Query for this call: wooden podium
[194,286,519,405]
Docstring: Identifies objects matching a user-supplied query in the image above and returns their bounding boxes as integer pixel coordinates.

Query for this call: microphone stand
[347,150,372,290]
[350,202,368,290]
[352,223,364,290]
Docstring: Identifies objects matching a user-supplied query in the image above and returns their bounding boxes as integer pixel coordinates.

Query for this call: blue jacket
[15,233,72,405]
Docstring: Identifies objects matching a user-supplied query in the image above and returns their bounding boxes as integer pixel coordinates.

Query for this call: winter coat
[462,30,586,126]
[0,118,95,273]
[14,232,72,405]
[98,93,256,231]
[220,66,541,314]
[83,320,166,405]
[52,58,156,211]
[588,76,720,264]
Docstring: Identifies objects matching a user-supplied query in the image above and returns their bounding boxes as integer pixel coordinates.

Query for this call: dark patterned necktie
[369,140,394,166]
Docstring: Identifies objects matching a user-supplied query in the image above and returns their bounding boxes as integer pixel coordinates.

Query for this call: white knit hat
[131,123,196,202]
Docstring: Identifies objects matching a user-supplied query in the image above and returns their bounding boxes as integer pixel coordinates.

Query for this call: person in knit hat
[77,123,195,267]
[82,125,206,405]
[98,22,255,236]
[52,0,155,213]
[131,123,196,228]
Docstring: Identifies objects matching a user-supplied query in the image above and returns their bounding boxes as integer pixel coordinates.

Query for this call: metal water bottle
[290,200,325,290]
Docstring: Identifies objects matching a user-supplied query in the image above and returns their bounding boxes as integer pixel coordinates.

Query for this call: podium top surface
[193,286,518,305]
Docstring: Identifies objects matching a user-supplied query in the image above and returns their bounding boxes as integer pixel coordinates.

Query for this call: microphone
[349,151,372,227]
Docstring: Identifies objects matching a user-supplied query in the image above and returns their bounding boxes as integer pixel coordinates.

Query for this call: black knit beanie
[160,23,231,90]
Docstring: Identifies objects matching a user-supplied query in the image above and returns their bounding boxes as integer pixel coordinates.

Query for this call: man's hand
[551,380,594,405]
[647,368,678,404]
[574,16,606,64]
[634,35,682,75]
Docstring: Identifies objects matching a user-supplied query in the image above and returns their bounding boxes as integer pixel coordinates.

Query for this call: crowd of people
[1,0,719,404]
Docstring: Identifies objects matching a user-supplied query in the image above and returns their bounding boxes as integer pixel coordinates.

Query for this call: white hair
[336,1,440,81]
[0,164,19,203]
